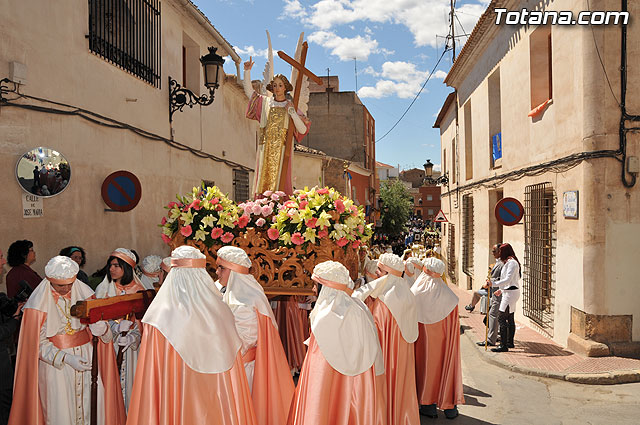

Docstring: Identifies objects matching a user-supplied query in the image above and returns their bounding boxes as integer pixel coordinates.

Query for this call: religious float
[161,185,373,295]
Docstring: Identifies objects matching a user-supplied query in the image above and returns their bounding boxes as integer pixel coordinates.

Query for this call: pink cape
[371,299,420,425]
[253,312,295,425]
[125,324,257,425]
[274,297,308,371]
[8,309,126,425]
[287,334,381,425]
[414,306,465,410]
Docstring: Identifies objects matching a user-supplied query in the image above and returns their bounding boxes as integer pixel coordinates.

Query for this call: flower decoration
[271,186,373,248]
[236,190,286,229]
[160,184,240,246]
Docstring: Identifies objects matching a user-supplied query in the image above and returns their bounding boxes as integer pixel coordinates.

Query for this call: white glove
[116,333,136,349]
[117,319,133,333]
[65,354,91,371]
[89,321,108,337]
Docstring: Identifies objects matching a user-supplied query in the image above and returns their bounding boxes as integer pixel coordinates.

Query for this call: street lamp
[169,46,225,123]
[422,159,449,185]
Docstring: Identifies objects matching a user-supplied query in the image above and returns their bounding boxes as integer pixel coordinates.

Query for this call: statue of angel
[243,32,311,196]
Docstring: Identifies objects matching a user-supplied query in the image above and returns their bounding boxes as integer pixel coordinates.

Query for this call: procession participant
[489,243,521,353]
[126,246,256,425]
[353,253,420,425]
[95,248,145,411]
[8,256,125,425]
[404,256,423,287]
[411,257,464,419]
[287,261,384,425]
[272,295,308,374]
[217,246,294,425]
[139,255,162,290]
[476,244,504,347]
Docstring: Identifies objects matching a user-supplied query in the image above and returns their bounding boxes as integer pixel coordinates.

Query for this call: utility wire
[375,47,449,144]
[586,0,620,107]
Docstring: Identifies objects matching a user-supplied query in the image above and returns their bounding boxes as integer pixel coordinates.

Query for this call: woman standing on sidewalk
[489,243,521,353]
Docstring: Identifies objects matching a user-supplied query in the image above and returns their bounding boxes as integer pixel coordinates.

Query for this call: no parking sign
[494,197,524,226]
[101,171,142,212]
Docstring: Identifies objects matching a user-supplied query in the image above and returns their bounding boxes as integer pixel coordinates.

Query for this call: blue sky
[193,0,490,171]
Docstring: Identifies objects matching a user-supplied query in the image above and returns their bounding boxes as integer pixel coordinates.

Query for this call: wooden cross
[277,42,323,193]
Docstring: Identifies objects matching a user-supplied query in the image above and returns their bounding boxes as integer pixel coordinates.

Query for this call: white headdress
[411,257,458,324]
[142,246,242,373]
[310,261,384,376]
[140,255,163,290]
[217,246,277,328]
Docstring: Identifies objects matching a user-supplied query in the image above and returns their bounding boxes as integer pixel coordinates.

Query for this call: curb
[461,326,640,385]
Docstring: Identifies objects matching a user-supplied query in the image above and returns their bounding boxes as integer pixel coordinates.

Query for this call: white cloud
[433,70,447,79]
[282,0,307,19]
[283,0,487,48]
[358,61,433,99]
[308,31,379,61]
[235,45,269,59]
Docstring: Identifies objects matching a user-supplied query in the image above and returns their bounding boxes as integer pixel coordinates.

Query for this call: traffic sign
[495,197,524,226]
[101,171,142,212]
[433,209,448,222]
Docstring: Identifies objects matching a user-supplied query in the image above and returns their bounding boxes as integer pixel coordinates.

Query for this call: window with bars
[462,194,474,275]
[88,0,162,88]
[233,170,250,202]
[447,224,456,283]
[523,182,556,332]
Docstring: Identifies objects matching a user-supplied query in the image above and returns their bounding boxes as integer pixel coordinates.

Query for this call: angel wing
[261,30,274,96]
[290,32,310,115]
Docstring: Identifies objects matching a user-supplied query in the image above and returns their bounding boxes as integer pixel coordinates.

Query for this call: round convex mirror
[15,147,71,197]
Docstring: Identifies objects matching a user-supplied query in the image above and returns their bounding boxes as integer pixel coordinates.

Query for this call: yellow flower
[280,232,292,245]
[162,226,173,236]
[180,211,194,226]
[194,228,207,241]
[303,228,317,244]
[201,214,217,228]
[169,207,181,220]
[316,211,332,229]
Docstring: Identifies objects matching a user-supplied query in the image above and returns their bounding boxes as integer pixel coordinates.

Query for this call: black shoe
[420,404,438,418]
[507,343,515,348]
[477,341,495,347]
[444,406,459,419]
[491,346,509,352]
[464,304,474,312]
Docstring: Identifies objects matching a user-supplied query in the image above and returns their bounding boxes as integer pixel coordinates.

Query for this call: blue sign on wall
[492,133,502,162]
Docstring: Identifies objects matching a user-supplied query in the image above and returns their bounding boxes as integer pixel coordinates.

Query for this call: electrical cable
[0,90,253,172]
[586,0,620,107]
[375,47,449,144]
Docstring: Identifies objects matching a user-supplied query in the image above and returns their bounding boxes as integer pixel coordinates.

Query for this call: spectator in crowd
[6,240,41,298]
[59,246,89,284]
[477,244,504,347]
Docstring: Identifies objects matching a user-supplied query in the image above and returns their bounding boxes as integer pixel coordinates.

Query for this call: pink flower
[306,217,318,228]
[221,232,234,243]
[244,204,254,215]
[161,234,171,245]
[351,240,361,249]
[284,200,298,209]
[271,194,280,201]
[188,199,202,211]
[317,188,329,195]
[216,204,223,211]
[291,232,304,245]
[318,229,328,238]
[261,205,273,216]
[351,205,358,216]
[161,217,167,225]
[255,218,266,227]
[299,192,308,199]
[358,224,365,233]
[210,227,224,239]
[275,191,286,197]
[263,190,274,197]
[167,201,178,209]
[336,237,348,247]
[267,228,280,240]
[236,215,250,228]
[299,200,308,209]
[272,216,278,223]
[334,199,345,214]
[180,225,193,237]
[211,198,219,205]
[252,204,263,215]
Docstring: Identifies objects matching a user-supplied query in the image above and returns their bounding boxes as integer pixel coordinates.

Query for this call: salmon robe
[287,335,381,425]
[125,324,257,425]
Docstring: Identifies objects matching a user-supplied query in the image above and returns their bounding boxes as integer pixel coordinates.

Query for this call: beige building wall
[292,151,325,189]
[438,0,640,348]
[0,0,257,277]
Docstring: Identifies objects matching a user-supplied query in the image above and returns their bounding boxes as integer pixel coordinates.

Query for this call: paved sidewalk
[452,285,640,385]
